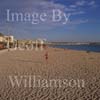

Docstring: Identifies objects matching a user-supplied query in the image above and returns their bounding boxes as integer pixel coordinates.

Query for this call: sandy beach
[0,47,100,100]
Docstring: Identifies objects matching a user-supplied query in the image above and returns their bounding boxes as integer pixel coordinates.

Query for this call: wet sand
[0,48,100,100]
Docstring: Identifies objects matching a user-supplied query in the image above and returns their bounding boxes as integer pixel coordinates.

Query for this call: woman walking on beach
[45,51,48,61]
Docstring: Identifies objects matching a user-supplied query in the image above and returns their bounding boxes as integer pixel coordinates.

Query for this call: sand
[0,47,100,100]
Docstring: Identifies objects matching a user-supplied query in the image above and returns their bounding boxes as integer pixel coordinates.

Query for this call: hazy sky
[0,0,100,42]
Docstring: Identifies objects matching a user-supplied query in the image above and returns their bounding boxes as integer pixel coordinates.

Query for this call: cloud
[76,0,86,6]
[71,11,85,15]
[87,0,97,7]
[88,1,95,6]
[69,0,97,8]
[69,5,77,8]
[68,19,88,25]
[65,7,76,12]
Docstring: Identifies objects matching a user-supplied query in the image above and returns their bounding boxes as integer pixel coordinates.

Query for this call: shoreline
[50,45,100,53]
[0,46,100,54]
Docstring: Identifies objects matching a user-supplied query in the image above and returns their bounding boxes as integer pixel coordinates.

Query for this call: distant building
[4,35,14,43]
[0,34,15,43]
[0,34,15,49]
[0,36,4,42]
[0,34,5,49]
[0,33,4,42]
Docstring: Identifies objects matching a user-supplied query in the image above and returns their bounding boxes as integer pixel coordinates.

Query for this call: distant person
[45,51,48,61]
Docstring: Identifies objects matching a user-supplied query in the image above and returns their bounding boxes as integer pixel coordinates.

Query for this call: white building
[4,35,14,43]
[0,36,4,42]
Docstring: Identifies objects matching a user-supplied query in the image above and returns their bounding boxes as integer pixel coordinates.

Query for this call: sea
[52,45,100,52]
